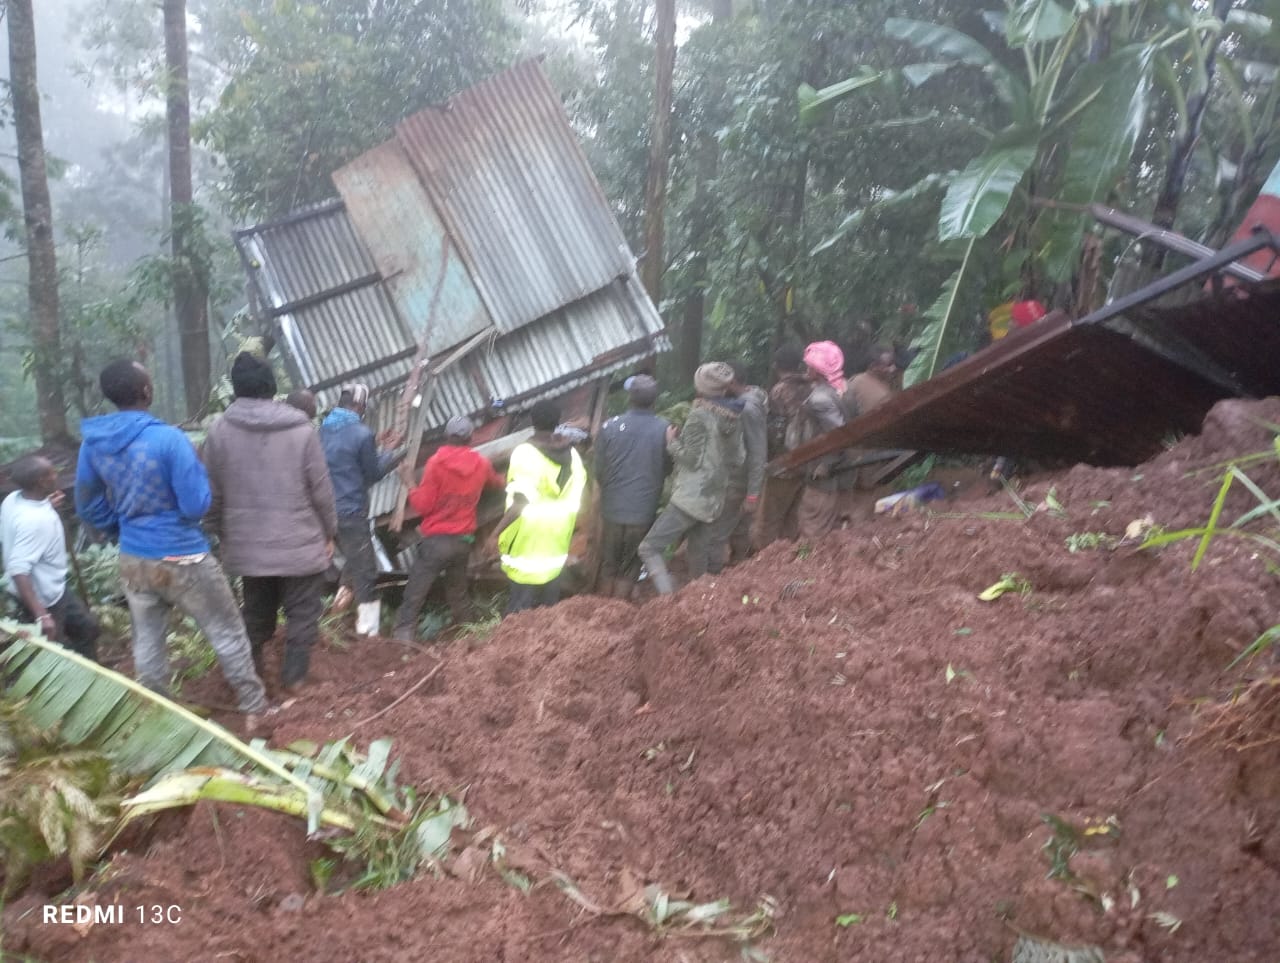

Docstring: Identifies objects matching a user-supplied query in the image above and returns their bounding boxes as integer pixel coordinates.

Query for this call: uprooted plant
[0,694,125,897]
[0,622,462,893]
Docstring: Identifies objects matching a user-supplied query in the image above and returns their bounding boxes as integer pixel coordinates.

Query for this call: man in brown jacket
[203,353,338,692]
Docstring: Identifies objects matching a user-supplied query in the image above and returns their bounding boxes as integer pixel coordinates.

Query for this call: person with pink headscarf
[803,341,847,394]
[761,343,847,541]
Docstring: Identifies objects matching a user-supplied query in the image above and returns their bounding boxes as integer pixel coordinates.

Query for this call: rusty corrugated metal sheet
[333,140,494,354]
[1129,284,1280,397]
[394,60,634,334]
[779,282,1280,470]
[233,201,414,394]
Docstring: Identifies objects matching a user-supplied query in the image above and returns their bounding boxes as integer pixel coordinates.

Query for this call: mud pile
[8,398,1280,962]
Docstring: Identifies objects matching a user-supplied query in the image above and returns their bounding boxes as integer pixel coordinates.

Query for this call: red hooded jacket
[408,445,504,537]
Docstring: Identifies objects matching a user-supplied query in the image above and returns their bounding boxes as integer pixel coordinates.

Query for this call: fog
[1,0,166,266]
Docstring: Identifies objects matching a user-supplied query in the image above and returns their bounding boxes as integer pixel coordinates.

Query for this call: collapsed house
[232,61,667,542]
[778,202,1280,474]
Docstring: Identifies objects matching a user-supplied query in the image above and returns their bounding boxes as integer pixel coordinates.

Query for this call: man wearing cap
[493,399,588,614]
[203,353,337,692]
[637,362,745,595]
[76,359,269,729]
[592,374,669,598]
[392,416,504,640]
[320,383,406,636]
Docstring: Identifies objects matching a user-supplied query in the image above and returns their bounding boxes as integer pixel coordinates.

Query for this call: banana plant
[798,0,1194,382]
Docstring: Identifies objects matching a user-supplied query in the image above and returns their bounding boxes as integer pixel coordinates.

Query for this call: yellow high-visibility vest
[499,443,586,585]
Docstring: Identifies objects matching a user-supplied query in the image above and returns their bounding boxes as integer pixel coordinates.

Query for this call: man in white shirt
[1,454,99,659]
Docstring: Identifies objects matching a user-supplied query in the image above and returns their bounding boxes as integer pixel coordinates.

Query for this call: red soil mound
[8,398,1280,962]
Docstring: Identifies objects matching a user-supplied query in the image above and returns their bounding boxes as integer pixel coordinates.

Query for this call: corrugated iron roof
[394,60,635,334]
[782,311,1232,466]
[233,201,415,394]
[778,278,1280,470]
[333,139,494,355]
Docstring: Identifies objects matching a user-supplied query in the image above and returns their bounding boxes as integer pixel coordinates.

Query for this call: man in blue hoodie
[75,359,268,724]
[320,383,405,636]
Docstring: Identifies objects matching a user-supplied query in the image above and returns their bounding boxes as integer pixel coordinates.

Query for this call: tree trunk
[640,0,676,304]
[7,0,70,444]
[1151,0,1235,230]
[676,0,732,384]
[164,0,211,420]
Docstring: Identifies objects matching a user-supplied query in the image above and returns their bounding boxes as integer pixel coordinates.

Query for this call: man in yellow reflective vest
[493,400,587,615]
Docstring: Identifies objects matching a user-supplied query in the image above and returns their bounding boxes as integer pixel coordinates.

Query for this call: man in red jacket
[391,416,504,641]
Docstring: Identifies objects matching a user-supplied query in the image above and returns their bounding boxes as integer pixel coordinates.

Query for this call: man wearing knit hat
[637,362,744,595]
[593,374,670,599]
[203,353,337,692]
[391,415,504,640]
[320,383,406,635]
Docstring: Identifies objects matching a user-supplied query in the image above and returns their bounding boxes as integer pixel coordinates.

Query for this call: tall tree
[7,0,70,444]
[677,0,732,383]
[163,0,209,419]
[641,0,676,303]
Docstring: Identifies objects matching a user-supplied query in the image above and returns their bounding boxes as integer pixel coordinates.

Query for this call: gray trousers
[706,485,750,575]
[637,504,712,589]
[336,516,379,604]
[118,553,267,714]
[393,534,471,637]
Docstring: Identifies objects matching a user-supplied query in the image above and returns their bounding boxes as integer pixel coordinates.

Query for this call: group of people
[591,341,900,600]
[1,339,898,729]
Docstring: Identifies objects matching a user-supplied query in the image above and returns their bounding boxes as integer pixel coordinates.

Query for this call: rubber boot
[650,569,677,596]
[355,601,381,636]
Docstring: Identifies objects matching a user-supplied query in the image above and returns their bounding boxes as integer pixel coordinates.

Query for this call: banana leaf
[937,127,1039,241]
[904,238,977,386]
[1006,0,1076,47]
[809,172,952,255]
[0,623,322,831]
[885,18,1032,121]
[1040,45,1154,280]
[798,71,886,124]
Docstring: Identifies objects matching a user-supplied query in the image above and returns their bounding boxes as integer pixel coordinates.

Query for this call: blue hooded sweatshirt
[75,411,212,559]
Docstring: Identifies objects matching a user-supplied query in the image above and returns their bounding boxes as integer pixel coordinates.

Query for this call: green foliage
[74,544,124,606]
[0,626,317,807]
[0,695,125,896]
[197,0,517,219]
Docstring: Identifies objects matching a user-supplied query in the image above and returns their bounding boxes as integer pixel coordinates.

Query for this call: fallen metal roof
[236,198,664,418]
[234,59,668,439]
[393,60,635,334]
[333,139,493,355]
[779,230,1280,470]
[233,200,414,395]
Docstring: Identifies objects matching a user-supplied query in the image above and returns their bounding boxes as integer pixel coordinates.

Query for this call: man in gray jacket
[203,353,338,692]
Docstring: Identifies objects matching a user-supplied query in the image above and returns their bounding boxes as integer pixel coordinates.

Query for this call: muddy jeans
[706,485,752,575]
[118,553,267,714]
[336,517,379,604]
[393,534,471,637]
[637,504,712,590]
[242,573,325,687]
